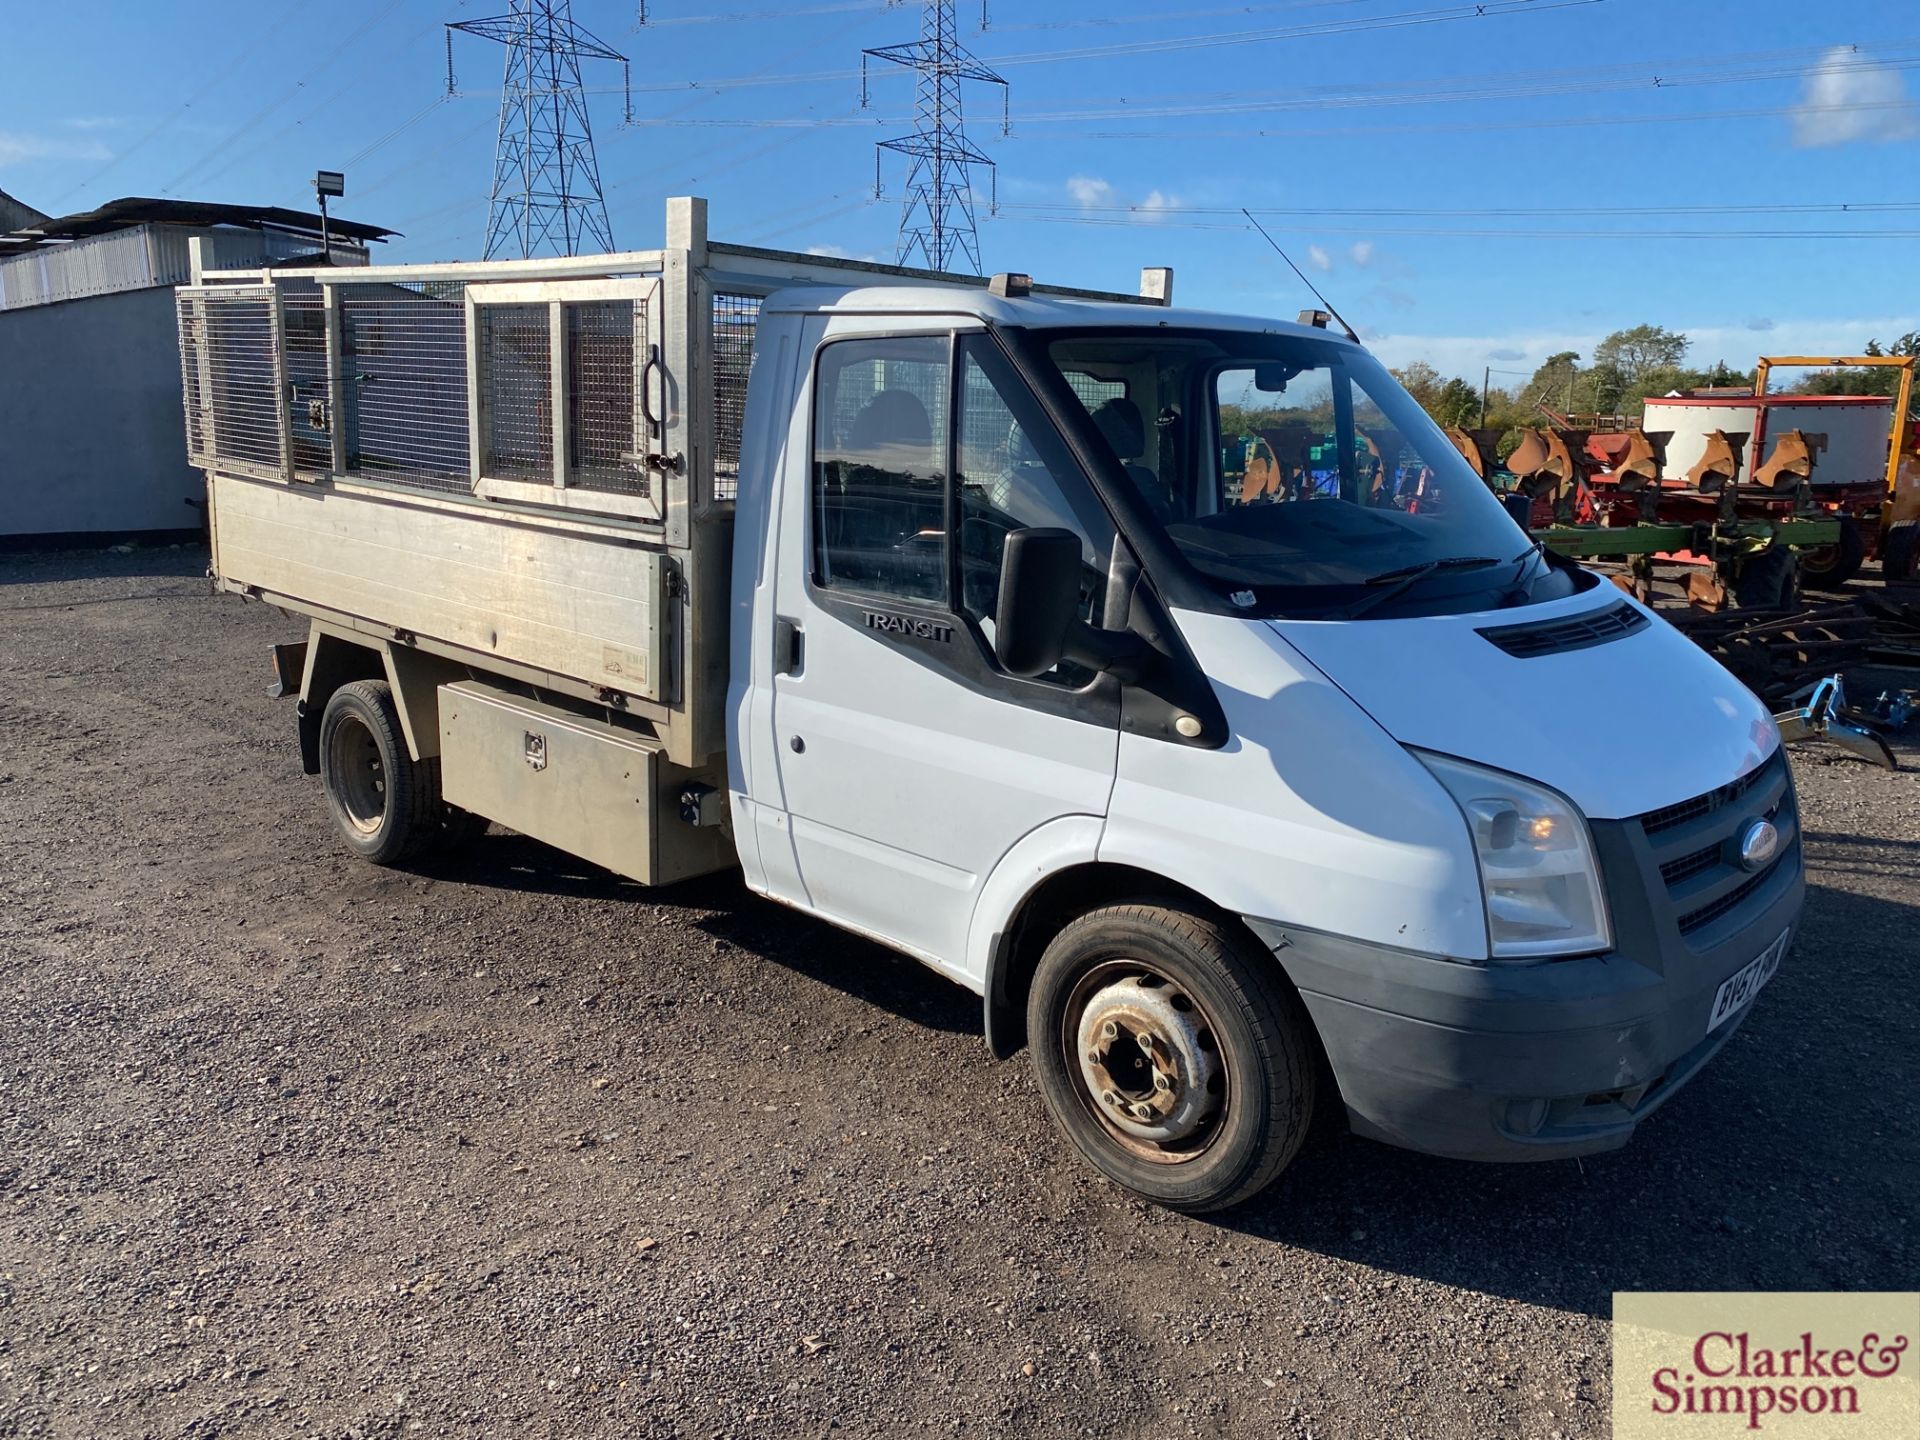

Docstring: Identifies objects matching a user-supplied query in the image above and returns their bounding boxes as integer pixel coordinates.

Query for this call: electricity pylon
[862,0,1007,274]
[447,1,631,259]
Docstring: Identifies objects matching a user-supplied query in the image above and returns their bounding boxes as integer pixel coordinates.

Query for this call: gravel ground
[1,547,1915,1440]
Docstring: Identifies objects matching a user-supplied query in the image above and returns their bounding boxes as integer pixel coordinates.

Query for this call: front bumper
[1247,755,1806,1161]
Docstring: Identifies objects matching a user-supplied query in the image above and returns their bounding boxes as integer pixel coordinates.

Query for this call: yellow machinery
[1753,354,1918,575]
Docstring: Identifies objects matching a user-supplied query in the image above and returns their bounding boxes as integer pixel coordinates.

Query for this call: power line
[1001,199,1920,219]
[191,12,473,203]
[158,0,413,197]
[985,0,1383,31]
[51,8,304,208]
[531,33,1920,127]
[979,0,1603,67]
[1024,96,1920,142]
[546,0,1608,97]
[642,0,891,23]
[1010,216,1920,239]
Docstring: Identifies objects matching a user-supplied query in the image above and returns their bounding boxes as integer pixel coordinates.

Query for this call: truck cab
[182,199,1803,1212]
[728,284,1801,1208]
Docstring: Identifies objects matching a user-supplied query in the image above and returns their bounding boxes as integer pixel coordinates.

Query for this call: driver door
[764,318,1121,974]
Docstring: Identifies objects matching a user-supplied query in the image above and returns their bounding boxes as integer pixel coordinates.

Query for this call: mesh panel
[826,356,948,451]
[565,299,644,495]
[962,361,1007,471]
[281,285,331,477]
[712,293,760,501]
[340,281,471,493]
[177,293,210,463]
[1065,372,1126,410]
[481,303,552,482]
[176,288,283,473]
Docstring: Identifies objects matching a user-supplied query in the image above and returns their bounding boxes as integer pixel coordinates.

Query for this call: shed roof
[0,186,49,233]
[0,196,395,257]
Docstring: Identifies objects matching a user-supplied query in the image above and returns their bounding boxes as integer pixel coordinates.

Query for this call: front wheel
[1026,904,1318,1213]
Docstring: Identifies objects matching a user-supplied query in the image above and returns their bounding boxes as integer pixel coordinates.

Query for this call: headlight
[1413,750,1612,960]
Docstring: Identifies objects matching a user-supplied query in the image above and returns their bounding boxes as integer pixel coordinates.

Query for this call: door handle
[773,616,804,676]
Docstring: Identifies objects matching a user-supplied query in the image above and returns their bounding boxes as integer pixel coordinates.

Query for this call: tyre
[1732,545,1799,611]
[1025,903,1318,1213]
[1798,516,1865,589]
[318,680,448,865]
[1885,525,1919,583]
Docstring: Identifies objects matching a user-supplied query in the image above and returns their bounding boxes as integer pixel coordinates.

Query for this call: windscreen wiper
[1329,555,1501,620]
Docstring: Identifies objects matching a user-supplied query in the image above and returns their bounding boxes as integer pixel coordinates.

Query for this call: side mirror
[993,528,1083,678]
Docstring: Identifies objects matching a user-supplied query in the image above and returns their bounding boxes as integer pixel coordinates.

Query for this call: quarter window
[955,336,1113,684]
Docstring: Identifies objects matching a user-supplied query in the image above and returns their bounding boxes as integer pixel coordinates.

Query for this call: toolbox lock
[523,731,548,772]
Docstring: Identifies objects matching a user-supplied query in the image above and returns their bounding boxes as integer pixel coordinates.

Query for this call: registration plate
[1707,926,1791,1033]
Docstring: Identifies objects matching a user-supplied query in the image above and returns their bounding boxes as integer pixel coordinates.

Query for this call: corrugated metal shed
[0,197,394,313]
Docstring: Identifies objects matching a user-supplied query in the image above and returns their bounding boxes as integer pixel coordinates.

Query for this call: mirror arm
[1061,623,1153,685]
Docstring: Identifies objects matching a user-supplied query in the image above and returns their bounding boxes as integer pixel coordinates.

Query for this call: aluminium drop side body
[182,197,1806,1208]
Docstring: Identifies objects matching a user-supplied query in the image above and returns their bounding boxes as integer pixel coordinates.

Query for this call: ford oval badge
[1737,818,1780,873]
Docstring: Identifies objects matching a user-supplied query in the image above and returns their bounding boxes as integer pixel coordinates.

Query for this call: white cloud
[1306,244,1332,273]
[1066,174,1114,207]
[63,116,123,132]
[806,244,880,262]
[1790,46,1920,148]
[0,130,111,165]
[1349,240,1375,268]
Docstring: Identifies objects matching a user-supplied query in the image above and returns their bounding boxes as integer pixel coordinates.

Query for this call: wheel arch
[296,625,384,775]
[296,624,469,773]
[980,855,1286,1061]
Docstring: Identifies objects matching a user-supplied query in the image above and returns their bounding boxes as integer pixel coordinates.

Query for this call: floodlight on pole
[315,170,345,263]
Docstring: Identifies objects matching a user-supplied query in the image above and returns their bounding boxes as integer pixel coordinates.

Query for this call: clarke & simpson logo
[1613,1293,1918,1439]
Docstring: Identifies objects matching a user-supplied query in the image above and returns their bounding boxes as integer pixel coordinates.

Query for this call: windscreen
[1041,330,1543,617]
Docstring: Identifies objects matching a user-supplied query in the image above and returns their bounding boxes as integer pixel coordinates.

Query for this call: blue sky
[4,0,1917,380]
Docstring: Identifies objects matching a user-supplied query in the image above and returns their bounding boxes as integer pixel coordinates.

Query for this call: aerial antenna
[1241,208,1360,343]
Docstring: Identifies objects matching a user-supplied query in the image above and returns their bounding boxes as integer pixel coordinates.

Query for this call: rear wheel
[318,680,460,865]
[1798,516,1866,589]
[1026,904,1317,1213]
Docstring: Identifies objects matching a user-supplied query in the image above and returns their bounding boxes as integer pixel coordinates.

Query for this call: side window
[955,336,1114,683]
[812,337,950,603]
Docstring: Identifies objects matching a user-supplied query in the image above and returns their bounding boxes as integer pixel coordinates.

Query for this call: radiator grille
[1659,842,1723,889]
[1640,755,1777,838]
[340,281,471,493]
[712,292,760,502]
[1631,749,1797,946]
[1679,859,1785,937]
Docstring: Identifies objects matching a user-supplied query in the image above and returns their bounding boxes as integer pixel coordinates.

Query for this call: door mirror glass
[993,528,1085,678]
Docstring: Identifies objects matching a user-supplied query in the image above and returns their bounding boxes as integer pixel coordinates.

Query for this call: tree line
[1390,326,1920,454]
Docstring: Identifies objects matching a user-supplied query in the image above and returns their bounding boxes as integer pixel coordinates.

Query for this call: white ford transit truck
[179,198,1802,1211]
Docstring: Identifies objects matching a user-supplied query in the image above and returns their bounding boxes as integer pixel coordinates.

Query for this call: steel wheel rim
[327,714,388,835]
[1059,958,1229,1165]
